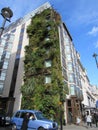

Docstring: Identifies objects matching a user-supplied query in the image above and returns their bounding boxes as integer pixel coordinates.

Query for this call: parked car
[11,109,58,130]
[0,109,11,126]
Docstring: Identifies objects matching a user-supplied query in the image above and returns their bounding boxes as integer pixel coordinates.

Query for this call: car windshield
[35,112,46,120]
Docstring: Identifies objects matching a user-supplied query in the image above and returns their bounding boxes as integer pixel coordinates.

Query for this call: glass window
[66,54,71,61]
[5,52,10,59]
[19,35,23,41]
[65,45,70,53]
[0,48,3,54]
[3,61,8,69]
[46,48,50,54]
[47,26,51,30]
[45,37,50,41]
[0,39,6,46]
[11,29,16,33]
[9,35,14,41]
[68,73,74,83]
[45,75,51,83]
[16,54,20,59]
[46,15,50,20]
[21,28,25,33]
[0,83,4,94]
[18,44,22,50]
[45,60,51,67]
[20,112,26,118]
[70,85,76,95]
[67,63,73,71]
[0,72,6,81]
[15,112,21,118]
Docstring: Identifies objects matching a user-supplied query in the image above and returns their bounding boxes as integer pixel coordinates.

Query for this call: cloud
[88,26,98,36]
[95,41,98,48]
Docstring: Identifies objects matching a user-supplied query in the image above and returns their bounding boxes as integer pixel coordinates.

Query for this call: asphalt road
[0,126,12,130]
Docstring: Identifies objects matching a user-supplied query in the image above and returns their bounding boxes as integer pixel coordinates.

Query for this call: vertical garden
[21,8,66,122]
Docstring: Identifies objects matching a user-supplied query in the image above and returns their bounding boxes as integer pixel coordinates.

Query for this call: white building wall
[13,20,31,113]
[3,26,21,97]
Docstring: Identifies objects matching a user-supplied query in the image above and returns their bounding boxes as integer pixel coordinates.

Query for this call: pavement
[0,123,98,130]
[62,123,98,130]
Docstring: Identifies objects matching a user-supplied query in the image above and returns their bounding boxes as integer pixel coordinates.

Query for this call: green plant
[21,8,68,123]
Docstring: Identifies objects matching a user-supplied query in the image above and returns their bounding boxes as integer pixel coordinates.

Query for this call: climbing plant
[21,8,68,123]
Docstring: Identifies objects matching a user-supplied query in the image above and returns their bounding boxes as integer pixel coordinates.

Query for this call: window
[0,39,6,46]
[0,83,4,94]
[67,63,73,71]
[20,112,26,118]
[11,29,16,33]
[68,73,74,83]
[45,37,50,41]
[45,75,51,83]
[45,60,51,67]
[0,72,6,81]
[5,52,11,59]
[65,45,70,53]
[0,48,3,54]
[18,43,22,50]
[70,85,76,95]
[15,112,21,118]
[21,28,25,33]
[46,48,50,54]
[3,61,8,69]
[9,35,14,41]
[47,26,51,30]
[66,54,71,61]
[46,15,50,20]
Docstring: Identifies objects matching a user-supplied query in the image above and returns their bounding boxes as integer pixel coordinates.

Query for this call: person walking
[94,112,98,127]
[21,112,30,130]
[86,113,92,128]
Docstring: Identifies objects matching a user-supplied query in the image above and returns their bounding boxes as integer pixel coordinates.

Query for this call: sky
[0,0,98,86]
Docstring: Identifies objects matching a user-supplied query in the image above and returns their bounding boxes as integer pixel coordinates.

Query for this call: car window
[15,111,21,118]
[29,113,35,119]
[35,112,45,120]
[20,112,26,118]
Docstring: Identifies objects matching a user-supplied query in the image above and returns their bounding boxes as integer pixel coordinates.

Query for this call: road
[0,126,12,130]
[1,123,98,130]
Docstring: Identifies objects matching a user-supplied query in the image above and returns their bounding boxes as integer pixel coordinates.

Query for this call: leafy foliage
[21,8,68,123]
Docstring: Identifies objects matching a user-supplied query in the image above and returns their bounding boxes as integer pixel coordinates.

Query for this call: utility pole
[93,53,98,69]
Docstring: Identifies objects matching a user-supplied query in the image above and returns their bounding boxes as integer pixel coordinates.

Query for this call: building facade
[0,2,97,123]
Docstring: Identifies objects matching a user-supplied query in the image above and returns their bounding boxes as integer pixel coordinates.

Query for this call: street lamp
[0,7,13,37]
[93,53,98,68]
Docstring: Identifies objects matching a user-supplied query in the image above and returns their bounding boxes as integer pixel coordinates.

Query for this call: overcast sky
[0,0,98,86]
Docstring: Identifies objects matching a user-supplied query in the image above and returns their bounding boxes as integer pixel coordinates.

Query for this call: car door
[12,111,24,130]
[18,111,26,129]
[28,113,37,130]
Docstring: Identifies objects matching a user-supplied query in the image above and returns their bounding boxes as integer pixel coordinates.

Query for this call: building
[0,2,97,123]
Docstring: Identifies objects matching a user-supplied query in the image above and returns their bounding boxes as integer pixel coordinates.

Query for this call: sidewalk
[61,123,98,130]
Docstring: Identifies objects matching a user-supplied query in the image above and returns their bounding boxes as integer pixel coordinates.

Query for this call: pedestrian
[86,113,92,128]
[94,112,98,127]
[21,112,30,130]
[76,116,81,125]
[82,114,86,123]
[68,111,73,124]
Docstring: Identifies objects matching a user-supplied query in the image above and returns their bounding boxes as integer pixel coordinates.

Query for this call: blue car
[11,109,58,130]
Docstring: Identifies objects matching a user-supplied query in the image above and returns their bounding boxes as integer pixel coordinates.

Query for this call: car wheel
[12,124,17,130]
[38,127,45,130]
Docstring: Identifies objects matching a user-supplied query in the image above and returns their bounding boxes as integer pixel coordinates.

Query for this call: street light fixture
[0,7,13,37]
[93,53,98,68]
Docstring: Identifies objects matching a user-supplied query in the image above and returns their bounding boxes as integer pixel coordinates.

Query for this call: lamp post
[0,7,13,37]
[93,53,98,69]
